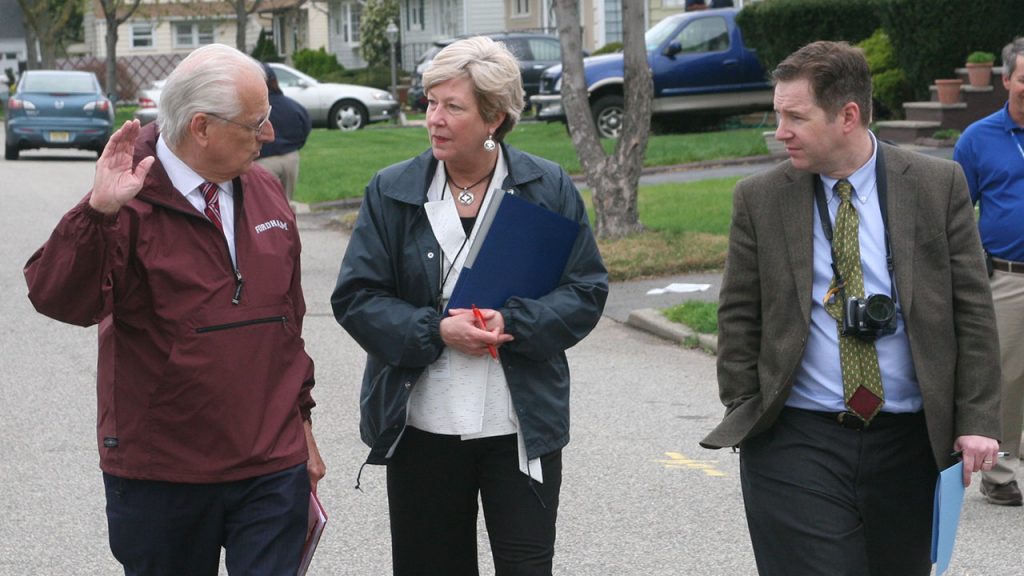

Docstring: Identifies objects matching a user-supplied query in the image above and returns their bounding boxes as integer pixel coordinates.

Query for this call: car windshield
[21,73,97,94]
[645,17,681,51]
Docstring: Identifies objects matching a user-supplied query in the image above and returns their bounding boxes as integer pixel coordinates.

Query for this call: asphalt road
[1,136,1021,576]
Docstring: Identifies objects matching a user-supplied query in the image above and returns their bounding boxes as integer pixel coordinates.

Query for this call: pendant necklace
[445,163,496,206]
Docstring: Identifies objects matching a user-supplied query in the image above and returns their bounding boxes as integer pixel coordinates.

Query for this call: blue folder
[446,190,581,311]
[931,461,965,576]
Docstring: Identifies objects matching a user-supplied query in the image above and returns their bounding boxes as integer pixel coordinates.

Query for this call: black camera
[842,294,897,341]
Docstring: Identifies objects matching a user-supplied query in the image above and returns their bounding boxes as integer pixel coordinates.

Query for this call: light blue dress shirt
[787,133,923,414]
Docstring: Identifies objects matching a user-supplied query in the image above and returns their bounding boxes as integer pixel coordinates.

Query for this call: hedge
[735,0,881,74]
[880,0,1024,100]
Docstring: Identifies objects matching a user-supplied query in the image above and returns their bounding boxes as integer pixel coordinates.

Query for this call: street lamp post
[385,21,400,125]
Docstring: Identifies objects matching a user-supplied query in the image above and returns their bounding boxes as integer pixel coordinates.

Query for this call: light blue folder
[931,461,965,576]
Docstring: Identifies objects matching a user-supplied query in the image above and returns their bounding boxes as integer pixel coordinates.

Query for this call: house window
[131,23,154,49]
[405,0,424,31]
[513,0,530,17]
[174,21,215,48]
[343,2,362,44]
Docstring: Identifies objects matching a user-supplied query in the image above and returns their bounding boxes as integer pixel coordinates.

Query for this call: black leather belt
[786,407,923,431]
[836,411,866,430]
[992,258,1024,274]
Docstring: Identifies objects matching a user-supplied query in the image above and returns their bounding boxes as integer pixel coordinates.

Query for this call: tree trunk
[24,25,39,70]
[235,0,263,55]
[99,0,142,101]
[17,0,77,70]
[552,0,652,239]
[104,11,118,99]
[235,0,248,53]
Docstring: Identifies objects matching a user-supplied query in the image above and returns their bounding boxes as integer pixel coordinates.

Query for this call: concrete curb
[625,307,718,354]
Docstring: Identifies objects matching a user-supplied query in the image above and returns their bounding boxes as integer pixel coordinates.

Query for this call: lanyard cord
[437,181,471,312]
[1012,130,1024,161]
[812,147,897,304]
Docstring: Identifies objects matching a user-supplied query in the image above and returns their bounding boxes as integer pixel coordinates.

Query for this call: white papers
[646,283,711,295]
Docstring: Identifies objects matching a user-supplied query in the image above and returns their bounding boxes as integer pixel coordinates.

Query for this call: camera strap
[813,146,897,304]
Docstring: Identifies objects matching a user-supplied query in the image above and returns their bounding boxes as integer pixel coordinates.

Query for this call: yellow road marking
[655,451,726,477]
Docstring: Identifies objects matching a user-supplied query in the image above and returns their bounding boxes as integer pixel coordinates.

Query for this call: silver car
[268,63,398,131]
[133,78,165,126]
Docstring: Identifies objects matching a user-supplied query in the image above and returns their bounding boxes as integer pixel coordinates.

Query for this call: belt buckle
[837,411,866,430]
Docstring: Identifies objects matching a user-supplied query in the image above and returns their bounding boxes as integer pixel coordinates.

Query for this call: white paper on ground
[646,283,711,296]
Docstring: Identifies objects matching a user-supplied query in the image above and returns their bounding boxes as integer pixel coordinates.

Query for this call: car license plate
[49,131,70,143]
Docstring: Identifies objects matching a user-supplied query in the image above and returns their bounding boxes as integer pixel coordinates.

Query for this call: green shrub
[320,67,394,90]
[932,128,961,140]
[292,48,344,80]
[880,0,1024,100]
[856,30,911,119]
[736,0,881,73]
[592,42,623,56]
[251,31,282,63]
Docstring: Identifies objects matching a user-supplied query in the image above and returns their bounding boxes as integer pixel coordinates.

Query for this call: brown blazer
[701,143,1001,469]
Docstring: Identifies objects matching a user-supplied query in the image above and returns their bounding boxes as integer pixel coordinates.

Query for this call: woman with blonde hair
[332,36,607,575]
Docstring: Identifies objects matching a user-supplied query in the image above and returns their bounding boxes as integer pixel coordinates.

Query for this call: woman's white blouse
[406,151,543,482]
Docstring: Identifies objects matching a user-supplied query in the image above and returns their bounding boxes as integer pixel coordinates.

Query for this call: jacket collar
[380,142,549,205]
[132,122,245,214]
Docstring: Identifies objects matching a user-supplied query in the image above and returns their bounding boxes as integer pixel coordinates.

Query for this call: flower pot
[935,79,962,105]
[966,62,993,87]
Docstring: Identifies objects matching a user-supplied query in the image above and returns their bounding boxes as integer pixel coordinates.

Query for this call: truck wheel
[4,142,18,160]
[592,94,625,139]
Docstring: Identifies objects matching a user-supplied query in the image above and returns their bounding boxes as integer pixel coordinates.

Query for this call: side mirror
[664,41,683,58]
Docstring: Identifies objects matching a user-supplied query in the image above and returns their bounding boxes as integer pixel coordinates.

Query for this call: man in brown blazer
[701,41,1002,575]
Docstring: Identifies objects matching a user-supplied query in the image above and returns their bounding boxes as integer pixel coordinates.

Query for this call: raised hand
[89,120,156,215]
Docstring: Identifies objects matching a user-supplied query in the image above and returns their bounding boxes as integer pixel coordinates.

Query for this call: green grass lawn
[584,177,739,281]
[115,105,137,126]
[664,301,719,334]
[295,122,766,204]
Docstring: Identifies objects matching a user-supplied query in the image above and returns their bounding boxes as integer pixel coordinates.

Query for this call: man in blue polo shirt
[953,37,1024,507]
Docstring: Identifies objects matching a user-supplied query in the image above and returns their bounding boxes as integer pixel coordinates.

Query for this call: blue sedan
[5,70,114,160]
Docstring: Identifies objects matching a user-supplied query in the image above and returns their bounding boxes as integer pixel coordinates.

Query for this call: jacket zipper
[142,190,245,304]
[196,315,287,334]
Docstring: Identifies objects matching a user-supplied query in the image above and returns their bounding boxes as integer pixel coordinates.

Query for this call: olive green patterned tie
[824,179,885,423]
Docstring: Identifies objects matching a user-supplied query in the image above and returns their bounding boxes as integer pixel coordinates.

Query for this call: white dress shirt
[156,136,237,265]
[407,151,543,482]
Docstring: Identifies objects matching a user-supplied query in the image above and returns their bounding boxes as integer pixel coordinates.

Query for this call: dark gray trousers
[740,407,937,576]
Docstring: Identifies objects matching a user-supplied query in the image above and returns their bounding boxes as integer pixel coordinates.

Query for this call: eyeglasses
[205,105,272,135]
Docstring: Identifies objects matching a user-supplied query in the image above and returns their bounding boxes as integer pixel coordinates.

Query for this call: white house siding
[326,0,367,69]
[398,0,503,72]
[305,1,330,51]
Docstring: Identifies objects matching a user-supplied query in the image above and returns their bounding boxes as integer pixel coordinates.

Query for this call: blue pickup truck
[531,8,772,138]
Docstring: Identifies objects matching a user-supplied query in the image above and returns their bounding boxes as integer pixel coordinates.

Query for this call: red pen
[471,304,499,360]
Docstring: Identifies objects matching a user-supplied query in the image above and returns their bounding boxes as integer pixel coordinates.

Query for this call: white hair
[158,44,266,148]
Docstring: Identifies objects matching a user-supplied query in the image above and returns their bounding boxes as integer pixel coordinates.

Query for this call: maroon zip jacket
[24,123,316,483]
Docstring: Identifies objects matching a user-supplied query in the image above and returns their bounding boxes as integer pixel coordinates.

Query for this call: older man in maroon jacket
[24,43,325,576]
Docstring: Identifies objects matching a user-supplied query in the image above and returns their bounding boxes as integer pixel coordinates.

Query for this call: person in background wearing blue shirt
[257,62,312,204]
[953,37,1024,507]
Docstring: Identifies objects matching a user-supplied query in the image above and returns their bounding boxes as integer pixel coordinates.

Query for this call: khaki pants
[982,270,1024,486]
[256,150,300,201]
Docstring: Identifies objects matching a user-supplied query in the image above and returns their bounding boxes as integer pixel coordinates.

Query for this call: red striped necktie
[200,181,223,233]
